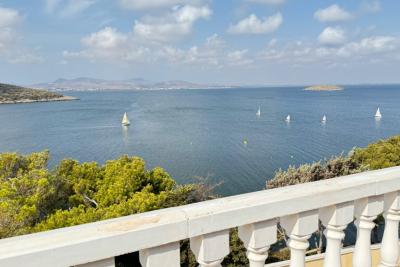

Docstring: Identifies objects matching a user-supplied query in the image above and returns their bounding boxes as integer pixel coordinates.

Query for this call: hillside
[0,83,76,104]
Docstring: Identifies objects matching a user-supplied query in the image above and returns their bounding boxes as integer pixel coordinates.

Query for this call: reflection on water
[375,117,382,129]
[0,85,399,195]
[122,126,130,145]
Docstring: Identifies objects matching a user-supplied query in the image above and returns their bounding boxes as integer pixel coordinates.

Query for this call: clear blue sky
[0,0,399,85]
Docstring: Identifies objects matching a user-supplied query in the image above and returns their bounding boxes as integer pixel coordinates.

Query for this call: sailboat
[375,108,382,118]
[121,112,130,126]
[285,115,291,122]
[322,115,327,123]
[256,106,261,117]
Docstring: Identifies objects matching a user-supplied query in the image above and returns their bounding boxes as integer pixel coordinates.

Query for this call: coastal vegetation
[1,135,400,265]
[267,154,364,189]
[304,85,343,91]
[0,83,75,104]
[267,135,400,189]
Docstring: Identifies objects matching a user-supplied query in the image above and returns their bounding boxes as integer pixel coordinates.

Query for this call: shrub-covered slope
[0,83,66,103]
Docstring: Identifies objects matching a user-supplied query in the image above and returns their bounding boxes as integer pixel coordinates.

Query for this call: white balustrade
[139,242,180,267]
[281,210,319,267]
[353,195,384,267]
[319,201,354,267]
[76,258,115,267]
[1,167,400,267]
[379,191,400,267]
[190,230,230,267]
[238,219,277,267]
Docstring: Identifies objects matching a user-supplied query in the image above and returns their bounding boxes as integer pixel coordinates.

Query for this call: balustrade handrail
[1,166,400,267]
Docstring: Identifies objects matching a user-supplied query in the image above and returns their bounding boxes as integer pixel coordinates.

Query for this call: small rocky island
[0,83,77,104]
[304,85,344,91]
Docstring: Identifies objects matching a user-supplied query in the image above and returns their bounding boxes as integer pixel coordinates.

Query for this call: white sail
[285,115,291,122]
[322,115,327,122]
[375,108,382,118]
[122,112,130,126]
[256,106,261,117]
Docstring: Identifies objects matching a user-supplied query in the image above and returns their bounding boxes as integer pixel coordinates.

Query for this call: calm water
[1,85,399,195]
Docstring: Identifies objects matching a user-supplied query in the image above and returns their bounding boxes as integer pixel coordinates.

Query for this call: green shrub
[267,154,365,189]
[0,152,206,238]
[352,135,400,170]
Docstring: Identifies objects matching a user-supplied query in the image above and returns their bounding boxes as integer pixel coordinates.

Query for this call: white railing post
[139,242,180,267]
[75,258,115,267]
[379,191,400,267]
[190,230,230,267]
[319,201,354,267]
[281,210,319,267]
[238,219,277,267]
[353,196,384,267]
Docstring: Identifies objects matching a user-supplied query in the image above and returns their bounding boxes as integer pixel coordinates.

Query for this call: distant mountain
[32,77,234,91]
[0,83,76,104]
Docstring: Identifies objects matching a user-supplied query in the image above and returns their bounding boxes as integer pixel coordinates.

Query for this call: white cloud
[260,35,400,67]
[0,7,43,64]
[174,5,211,22]
[44,0,96,16]
[64,5,213,63]
[148,34,224,66]
[8,53,43,64]
[160,44,220,66]
[227,49,253,66]
[63,27,146,62]
[314,4,353,22]
[133,5,212,42]
[0,7,21,54]
[61,0,96,17]
[0,7,21,28]
[119,0,183,10]
[82,27,127,49]
[361,0,381,13]
[65,29,254,69]
[228,13,283,34]
[45,0,62,13]
[158,35,252,67]
[0,28,17,52]
[66,25,400,73]
[268,38,278,47]
[205,34,225,48]
[246,0,285,5]
[337,36,399,57]
[318,27,346,45]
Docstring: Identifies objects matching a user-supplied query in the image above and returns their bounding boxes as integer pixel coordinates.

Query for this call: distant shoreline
[304,85,344,91]
[0,96,78,105]
[42,86,240,92]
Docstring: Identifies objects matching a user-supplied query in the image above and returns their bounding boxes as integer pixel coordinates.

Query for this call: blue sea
[1,85,399,195]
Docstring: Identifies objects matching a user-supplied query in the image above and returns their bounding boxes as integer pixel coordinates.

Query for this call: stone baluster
[238,219,277,267]
[190,230,230,267]
[281,210,319,267]
[353,196,384,267]
[379,191,400,267]
[76,258,115,267]
[319,201,354,267]
[139,242,180,267]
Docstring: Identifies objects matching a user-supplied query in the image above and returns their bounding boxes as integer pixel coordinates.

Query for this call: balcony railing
[1,166,400,267]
